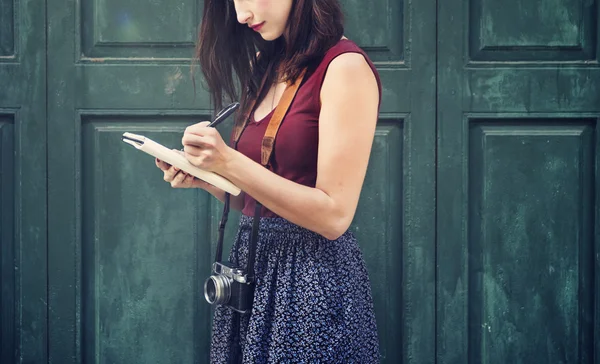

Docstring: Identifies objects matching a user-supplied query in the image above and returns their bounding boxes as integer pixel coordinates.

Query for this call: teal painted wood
[0,0,47,362]
[437,0,600,363]
[80,121,213,364]
[30,1,600,363]
[43,0,437,363]
[341,0,437,362]
[8,1,598,363]
[0,1,15,58]
[0,119,15,364]
[47,0,213,363]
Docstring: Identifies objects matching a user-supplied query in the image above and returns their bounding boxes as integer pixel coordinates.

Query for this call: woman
[156,0,381,362]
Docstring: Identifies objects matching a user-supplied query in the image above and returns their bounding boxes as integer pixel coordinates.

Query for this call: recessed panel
[341,0,405,63]
[466,68,600,113]
[470,0,597,61]
[0,0,15,57]
[75,65,211,110]
[468,119,595,363]
[0,116,15,364]
[352,121,404,361]
[81,116,213,363]
[81,0,202,59]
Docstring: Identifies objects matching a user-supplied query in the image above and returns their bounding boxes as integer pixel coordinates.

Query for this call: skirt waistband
[238,215,354,241]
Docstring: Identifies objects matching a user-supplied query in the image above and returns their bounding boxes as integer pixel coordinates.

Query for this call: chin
[260,34,279,41]
[260,29,284,42]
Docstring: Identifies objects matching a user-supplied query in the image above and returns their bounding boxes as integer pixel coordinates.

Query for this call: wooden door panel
[74,66,208,110]
[0,0,47,362]
[342,0,405,62]
[0,117,15,364]
[353,123,404,362]
[468,120,596,363]
[469,0,596,62]
[81,0,200,54]
[79,120,212,363]
[48,0,211,362]
[438,0,600,363]
[343,0,437,362]
[48,0,437,363]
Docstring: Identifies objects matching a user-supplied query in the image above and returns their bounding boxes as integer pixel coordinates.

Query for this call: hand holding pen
[157,102,241,187]
[178,102,239,153]
[180,102,241,173]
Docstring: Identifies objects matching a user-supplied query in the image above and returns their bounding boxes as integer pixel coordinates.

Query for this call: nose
[236,6,252,24]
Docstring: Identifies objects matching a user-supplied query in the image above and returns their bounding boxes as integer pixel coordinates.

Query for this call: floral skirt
[209,215,380,363]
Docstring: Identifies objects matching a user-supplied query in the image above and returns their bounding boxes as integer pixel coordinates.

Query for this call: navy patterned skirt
[209,215,380,363]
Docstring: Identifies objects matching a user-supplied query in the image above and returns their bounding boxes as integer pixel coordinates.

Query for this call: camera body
[204,261,255,314]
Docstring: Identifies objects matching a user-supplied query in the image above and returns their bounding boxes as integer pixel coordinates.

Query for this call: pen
[178,102,240,154]
[208,102,240,128]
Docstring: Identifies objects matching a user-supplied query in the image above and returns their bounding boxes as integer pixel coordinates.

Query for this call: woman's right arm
[160,56,256,210]
[155,154,245,211]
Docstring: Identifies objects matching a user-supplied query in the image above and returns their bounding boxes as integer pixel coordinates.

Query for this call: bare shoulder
[321,52,378,101]
[327,52,374,80]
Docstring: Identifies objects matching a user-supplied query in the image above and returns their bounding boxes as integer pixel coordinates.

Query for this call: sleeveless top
[235,39,382,218]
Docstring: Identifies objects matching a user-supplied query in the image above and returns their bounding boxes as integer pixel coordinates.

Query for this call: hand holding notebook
[122,132,242,196]
[122,102,242,195]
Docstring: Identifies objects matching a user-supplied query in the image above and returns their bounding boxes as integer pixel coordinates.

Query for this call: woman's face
[232,0,293,41]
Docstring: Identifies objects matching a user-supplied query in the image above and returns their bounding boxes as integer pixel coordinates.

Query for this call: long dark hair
[193,0,344,124]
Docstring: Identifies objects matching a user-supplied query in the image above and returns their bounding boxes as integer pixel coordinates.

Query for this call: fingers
[163,165,180,183]
[177,172,199,188]
[155,158,171,170]
[157,150,202,189]
[156,149,204,189]
[163,166,196,189]
[158,161,211,190]
[182,133,215,150]
[170,169,190,188]
[182,136,219,163]
[185,121,211,136]
[182,144,204,157]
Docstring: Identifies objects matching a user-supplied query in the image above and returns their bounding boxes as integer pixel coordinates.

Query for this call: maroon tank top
[235,39,382,217]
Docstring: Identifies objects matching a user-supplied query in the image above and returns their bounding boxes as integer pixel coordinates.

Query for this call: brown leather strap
[260,69,305,166]
[233,67,306,167]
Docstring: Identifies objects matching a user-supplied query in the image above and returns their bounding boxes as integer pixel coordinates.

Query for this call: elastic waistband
[238,215,354,241]
[239,215,309,233]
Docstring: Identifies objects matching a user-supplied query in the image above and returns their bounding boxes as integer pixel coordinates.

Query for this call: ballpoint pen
[208,102,240,128]
[178,102,240,153]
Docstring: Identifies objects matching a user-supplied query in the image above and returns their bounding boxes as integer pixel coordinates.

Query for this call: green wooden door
[341,0,436,363]
[5,0,599,363]
[437,0,600,363]
[47,0,215,363]
[44,0,434,363]
[0,1,47,363]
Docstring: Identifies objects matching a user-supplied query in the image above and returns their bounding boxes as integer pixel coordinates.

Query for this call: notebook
[122,132,241,196]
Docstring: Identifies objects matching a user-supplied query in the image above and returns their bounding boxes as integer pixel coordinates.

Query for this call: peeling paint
[165,67,183,95]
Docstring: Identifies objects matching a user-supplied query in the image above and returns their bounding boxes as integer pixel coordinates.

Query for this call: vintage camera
[204,261,255,314]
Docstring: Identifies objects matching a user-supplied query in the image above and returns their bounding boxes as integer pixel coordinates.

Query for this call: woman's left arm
[182,53,379,240]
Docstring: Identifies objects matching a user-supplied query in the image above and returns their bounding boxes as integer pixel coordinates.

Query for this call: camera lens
[204,275,231,305]
[206,282,217,302]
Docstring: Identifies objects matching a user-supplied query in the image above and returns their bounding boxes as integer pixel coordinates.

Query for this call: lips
[250,22,264,31]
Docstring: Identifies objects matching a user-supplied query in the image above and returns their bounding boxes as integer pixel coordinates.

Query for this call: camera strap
[214,66,306,282]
